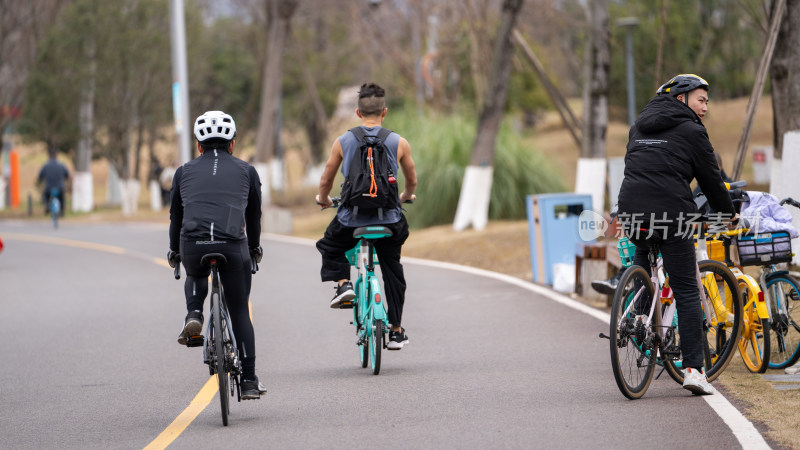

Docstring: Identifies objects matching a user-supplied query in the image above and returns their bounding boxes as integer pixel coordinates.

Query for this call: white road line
[265,232,770,449]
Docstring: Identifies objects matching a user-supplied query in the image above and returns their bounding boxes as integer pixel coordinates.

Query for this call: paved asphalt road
[0,221,756,449]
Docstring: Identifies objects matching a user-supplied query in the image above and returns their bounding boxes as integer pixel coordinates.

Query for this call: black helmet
[656,74,709,97]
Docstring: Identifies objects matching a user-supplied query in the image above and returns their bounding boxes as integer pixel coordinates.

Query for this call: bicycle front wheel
[609,265,656,399]
[213,292,229,426]
[766,274,800,369]
[738,280,770,373]
[663,260,742,383]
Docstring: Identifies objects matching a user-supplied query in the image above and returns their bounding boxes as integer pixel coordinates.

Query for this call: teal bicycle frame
[348,226,392,375]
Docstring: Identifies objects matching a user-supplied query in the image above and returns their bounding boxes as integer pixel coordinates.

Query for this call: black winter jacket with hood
[617,95,734,227]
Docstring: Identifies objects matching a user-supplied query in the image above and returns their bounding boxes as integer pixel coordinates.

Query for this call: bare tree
[0,0,66,133]
[580,0,609,159]
[453,0,524,231]
[770,0,800,160]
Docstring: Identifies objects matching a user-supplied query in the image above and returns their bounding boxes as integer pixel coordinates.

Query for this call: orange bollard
[9,149,20,208]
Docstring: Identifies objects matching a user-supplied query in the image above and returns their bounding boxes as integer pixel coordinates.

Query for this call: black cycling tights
[181,239,256,378]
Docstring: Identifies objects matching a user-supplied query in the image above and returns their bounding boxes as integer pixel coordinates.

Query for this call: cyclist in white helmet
[167,110,266,399]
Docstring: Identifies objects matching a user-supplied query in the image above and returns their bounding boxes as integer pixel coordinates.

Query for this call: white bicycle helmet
[193,110,236,142]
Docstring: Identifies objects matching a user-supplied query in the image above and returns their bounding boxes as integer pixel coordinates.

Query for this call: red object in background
[0,236,4,254]
[753,150,766,163]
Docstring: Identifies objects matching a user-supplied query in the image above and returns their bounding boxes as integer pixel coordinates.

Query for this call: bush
[387,108,565,229]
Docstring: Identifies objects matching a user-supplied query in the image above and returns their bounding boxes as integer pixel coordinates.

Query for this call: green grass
[388,108,565,228]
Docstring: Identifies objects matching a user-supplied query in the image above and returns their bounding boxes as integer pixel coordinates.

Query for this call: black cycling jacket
[169,149,261,251]
[617,95,734,224]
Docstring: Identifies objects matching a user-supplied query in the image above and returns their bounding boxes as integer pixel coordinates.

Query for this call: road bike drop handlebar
[172,255,259,279]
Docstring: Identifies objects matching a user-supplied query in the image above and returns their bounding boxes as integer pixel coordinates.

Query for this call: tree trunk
[453,0,524,231]
[254,0,297,165]
[297,42,329,164]
[580,0,609,159]
[770,0,800,160]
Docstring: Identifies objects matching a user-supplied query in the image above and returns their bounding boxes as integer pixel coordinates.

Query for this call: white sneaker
[785,362,800,375]
[683,367,714,395]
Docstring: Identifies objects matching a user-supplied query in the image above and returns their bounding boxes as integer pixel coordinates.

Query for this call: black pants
[180,239,256,375]
[631,234,705,369]
[316,216,409,327]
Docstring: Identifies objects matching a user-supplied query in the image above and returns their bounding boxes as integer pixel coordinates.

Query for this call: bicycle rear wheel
[370,318,383,375]
[609,266,656,399]
[360,340,369,368]
[662,260,742,383]
[738,281,770,373]
[766,274,800,369]
[213,291,229,426]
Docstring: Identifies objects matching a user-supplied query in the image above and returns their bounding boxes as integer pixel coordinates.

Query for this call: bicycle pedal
[338,302,354,309]
[185,335,204,347]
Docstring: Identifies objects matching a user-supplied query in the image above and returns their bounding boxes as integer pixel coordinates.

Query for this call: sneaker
[683,367,714,395]
[177,310,203,346]
[387,328,409,350]
[591,270,624,295]
[241,376,267,400]
[330,282,355,309]
[785,362,800,375]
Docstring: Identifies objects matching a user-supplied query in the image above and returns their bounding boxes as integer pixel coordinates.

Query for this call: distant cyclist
[37,149,69,216]
[617,74,736,395]
[168,110,266,399]
[315,82,417,350]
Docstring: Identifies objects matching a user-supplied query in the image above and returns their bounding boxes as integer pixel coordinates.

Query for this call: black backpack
[340,127,399,219]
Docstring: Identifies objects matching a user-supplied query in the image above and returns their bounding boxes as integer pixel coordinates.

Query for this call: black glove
[250,245,263,264]
[167,250,181,268]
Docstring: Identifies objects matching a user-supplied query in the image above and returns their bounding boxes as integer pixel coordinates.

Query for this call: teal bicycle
[348,224,394,375]
[320,197,410,375]
[49,188,61,229]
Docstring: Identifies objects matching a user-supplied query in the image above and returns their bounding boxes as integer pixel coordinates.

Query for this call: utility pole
[169,0,191,165]
[617,17,639,126]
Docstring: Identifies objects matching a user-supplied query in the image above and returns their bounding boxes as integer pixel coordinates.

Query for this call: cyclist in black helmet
[167,110,266,399]
[617,74,736,396]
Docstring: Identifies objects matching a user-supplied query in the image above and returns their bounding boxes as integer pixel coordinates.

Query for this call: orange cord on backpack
[368,146,377,197]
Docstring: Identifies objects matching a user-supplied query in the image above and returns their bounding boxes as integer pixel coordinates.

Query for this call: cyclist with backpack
[315,82,417,350]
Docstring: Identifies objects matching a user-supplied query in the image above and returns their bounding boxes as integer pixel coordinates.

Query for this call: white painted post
[453,165,493,231]
[779,131,800,265]
[575,157,607,213]
[72,172,94,212]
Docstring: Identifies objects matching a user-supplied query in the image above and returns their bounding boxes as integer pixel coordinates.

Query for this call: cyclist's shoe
[177,310,203,346]
[785,362,800,375]
[591,270,624,295]
[241,376,267,400]
[387,328,409,350]
[330,282,355,309]
[683,367,714,395]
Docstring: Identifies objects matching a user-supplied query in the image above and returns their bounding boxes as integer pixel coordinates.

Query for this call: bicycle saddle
[200,253,228,267]
[353,226,393,240]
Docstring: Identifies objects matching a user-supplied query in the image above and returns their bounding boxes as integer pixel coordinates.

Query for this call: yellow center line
[6,231,246,443]
[4,232,126,254]
[143,376,218,450]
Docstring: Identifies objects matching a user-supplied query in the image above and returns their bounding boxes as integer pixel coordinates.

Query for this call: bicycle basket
[345,246,379,267]
[735,231,793,266]
[618,237,637,268]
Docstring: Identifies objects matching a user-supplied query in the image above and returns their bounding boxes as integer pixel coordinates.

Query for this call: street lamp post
[617,17,639,126]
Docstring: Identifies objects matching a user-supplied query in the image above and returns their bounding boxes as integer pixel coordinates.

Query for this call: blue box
[526,193,595,285]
